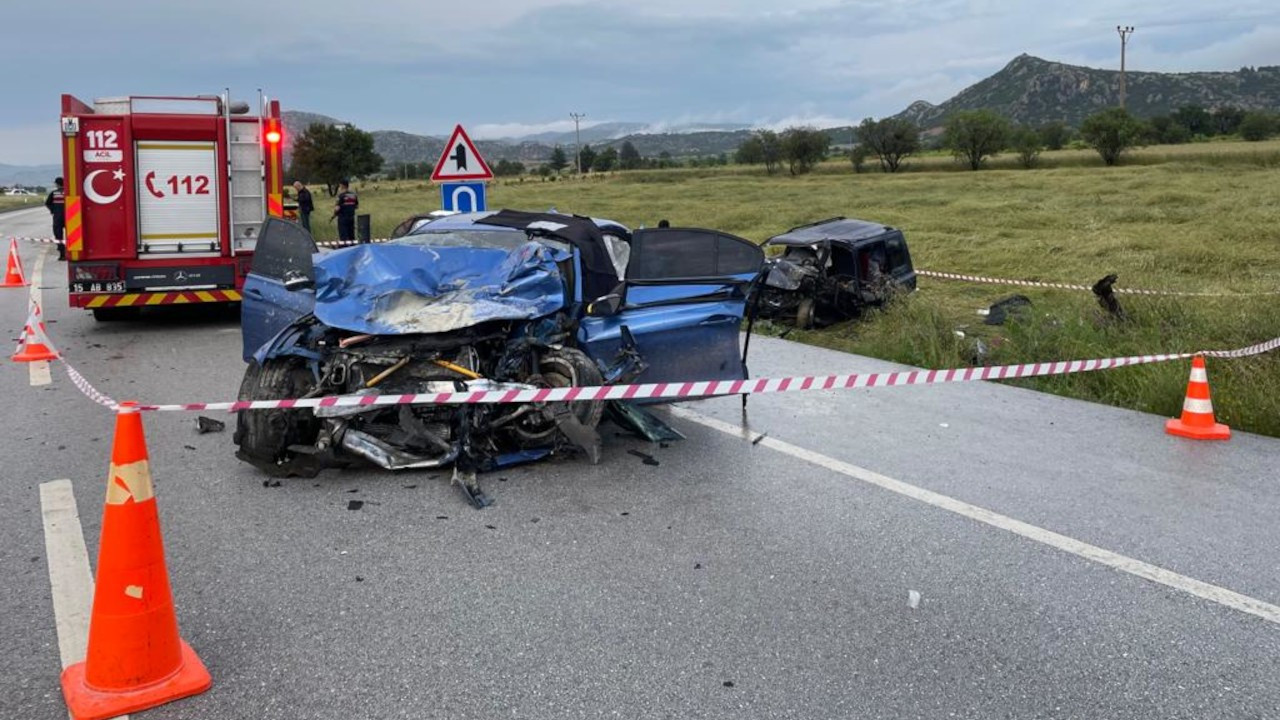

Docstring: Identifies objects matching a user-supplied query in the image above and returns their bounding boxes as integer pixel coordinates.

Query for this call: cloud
[0,125,60,166]
[2,0,1278,164]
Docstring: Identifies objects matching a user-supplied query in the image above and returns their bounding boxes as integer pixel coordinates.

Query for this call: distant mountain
[893,54,1280,129]
[0,163,61,188]
[281,111,757,167]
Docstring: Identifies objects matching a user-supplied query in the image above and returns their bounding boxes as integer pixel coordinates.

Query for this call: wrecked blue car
[234,211,764,504]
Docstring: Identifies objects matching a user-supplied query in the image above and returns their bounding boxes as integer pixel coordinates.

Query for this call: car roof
[765,217,899,247]
[410,210,629,234]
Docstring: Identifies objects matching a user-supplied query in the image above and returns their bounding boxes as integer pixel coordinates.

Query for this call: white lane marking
[672,406,1280,626]
[28,246,51,386]
[30,360,52,385]
[39,480,95,669]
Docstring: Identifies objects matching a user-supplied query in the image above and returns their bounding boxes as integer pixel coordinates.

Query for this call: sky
[2,0,1278,165]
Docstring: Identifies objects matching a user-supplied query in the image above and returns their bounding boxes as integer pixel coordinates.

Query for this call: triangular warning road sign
[431,125,493,182]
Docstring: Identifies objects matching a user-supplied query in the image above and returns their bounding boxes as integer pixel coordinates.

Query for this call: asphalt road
[2,213,1277,720]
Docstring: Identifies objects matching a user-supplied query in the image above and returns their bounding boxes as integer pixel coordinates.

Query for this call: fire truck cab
[59,93,285,320]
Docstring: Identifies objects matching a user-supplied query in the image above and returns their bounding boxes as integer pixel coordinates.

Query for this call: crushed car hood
[313,242,569,335]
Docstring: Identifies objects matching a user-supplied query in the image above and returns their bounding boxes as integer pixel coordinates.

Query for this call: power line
[569,112,586,175]
[1117,26,1136,109]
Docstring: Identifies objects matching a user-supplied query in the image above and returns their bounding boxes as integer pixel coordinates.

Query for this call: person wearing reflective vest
[45,177,66,260]
[333,179,358,242]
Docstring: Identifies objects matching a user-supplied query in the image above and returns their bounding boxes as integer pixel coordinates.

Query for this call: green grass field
[307,141,1280,437]
[0,195,45,213]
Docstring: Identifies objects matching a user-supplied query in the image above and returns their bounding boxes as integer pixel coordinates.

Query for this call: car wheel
[513,347,605,442]
[234,357,322,477]
[795,298,816,329]
[92,307,142,322]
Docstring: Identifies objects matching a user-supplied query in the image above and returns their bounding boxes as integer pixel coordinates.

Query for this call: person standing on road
[45,177,66,260]
[333,179,358,242]
[293,181,314,232]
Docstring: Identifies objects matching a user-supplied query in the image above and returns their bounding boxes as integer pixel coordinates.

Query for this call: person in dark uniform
[293,181,314,232]
[333,179,358,242]
[45,177,66,260]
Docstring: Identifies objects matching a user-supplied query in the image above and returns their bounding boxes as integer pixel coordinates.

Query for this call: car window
[602,233,630,279]
[885,235,911,273]
[628,229,763,280]
[250,218,317,281]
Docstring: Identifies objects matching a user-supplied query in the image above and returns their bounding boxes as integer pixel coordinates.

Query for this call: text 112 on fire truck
[59,92,284,320]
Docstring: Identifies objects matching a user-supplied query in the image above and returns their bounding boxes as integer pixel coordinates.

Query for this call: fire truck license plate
[71,281,128,294]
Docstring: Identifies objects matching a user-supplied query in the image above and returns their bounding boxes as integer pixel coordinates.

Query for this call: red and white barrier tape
[10,235,63,245]
[915,269,1280,297]
[48,335,1279,414]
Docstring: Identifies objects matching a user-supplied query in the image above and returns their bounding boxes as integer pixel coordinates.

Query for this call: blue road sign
[440,181,487,213]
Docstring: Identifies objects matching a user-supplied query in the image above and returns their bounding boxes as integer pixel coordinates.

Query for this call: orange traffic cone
[1,238,27,287]
[60,402,212,720]
[1165,355,1230,441]
[12,300,58,362]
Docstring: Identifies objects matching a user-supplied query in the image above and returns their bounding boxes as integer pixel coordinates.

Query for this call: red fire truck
[59,93,285,320]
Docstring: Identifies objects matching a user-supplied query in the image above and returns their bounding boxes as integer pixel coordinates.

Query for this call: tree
[1080,108,1145,166]
[618,141,642,170]
[1038,121,1072,151]
[290,122,384,195]
[578,144,597,173]
[1145,116,1190,145]
[1172,105,1212,136]
[849,145,870,173]
[1211,106,1245,136]
[779,127,830,175]
[594,146,618,172]
[856,117,919,173]
[1238,111,1276,141]
[548,146,568,173]
[1009,126,1042,169]
[756,130,783,174]
[493,159,526,177]
[944,110,1011,170]
[735,136,764,165]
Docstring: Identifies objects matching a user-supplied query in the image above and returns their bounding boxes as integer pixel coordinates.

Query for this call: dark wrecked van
[755,217,915,328]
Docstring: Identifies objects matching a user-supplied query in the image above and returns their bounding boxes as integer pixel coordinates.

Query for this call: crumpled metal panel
[312,242,569,335]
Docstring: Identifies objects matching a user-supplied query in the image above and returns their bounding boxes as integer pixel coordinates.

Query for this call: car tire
[234,357,322,477]
[796,298,816,329]
[513,347,605,442]
[92,307,142,322]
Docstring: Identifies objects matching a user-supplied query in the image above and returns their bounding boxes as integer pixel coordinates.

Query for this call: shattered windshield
[395,229,569,253]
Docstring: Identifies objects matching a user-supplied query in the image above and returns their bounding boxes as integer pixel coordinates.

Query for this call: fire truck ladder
[224,89,267,254]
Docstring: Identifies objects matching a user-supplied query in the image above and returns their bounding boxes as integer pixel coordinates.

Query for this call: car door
[240,219,318,361]
[578,227,763,385]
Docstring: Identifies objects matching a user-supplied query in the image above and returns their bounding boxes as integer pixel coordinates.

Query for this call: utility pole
[570,112,586,175]
[1117,25,1135,109]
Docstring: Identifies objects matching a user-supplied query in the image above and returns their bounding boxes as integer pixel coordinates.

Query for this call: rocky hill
[893,54,1280,129]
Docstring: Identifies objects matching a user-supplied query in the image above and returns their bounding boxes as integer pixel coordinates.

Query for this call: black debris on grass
[355,576,364,582]
[402,485,417,489]
[723,681,735,688]
[347,488,359,493]
[347,500,364,511]
[694,563,703,570]
[485,525,497,530]
[436,515,449,520]
[183,445,196,451]
[262,480,281,488]
[530,517,540,523]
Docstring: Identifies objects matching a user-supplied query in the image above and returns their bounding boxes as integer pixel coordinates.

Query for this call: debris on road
[346,500,364,511]
[195,416,226,434]
[908,590,921,609]
[752,432,768,445]
[627,449,660,466]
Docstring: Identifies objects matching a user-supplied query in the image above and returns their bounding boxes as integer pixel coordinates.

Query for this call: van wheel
[795,298,816,329]
[92,307,142,322]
